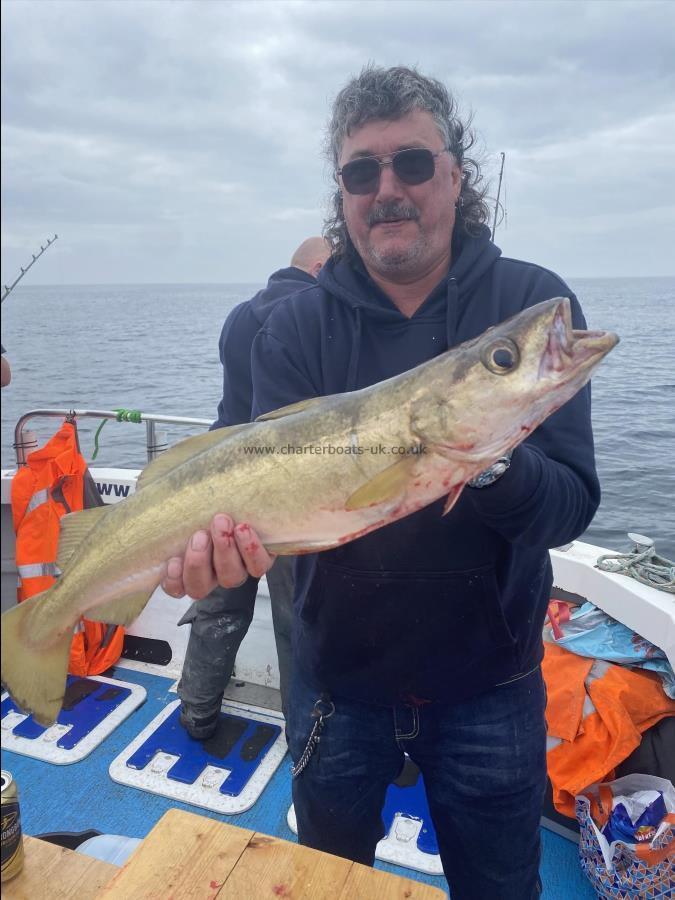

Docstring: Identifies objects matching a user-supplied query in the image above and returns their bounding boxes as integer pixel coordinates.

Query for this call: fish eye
[481,339,520,375]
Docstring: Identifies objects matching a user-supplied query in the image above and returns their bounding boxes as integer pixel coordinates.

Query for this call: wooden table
[2,835,118,899]
[97,808,447,899]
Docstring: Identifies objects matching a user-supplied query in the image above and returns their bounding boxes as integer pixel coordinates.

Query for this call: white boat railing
[13,408,212,466]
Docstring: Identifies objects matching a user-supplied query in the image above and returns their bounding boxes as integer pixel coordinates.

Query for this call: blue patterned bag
[576,775,675,899]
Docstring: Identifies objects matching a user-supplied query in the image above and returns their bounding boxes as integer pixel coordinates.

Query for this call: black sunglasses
[338,147,449,195]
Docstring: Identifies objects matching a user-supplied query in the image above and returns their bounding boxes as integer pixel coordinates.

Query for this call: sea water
[1,277,673,559]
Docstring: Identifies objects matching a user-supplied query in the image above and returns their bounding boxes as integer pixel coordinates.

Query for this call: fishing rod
[491,152,506,241]
[1,234,59,304]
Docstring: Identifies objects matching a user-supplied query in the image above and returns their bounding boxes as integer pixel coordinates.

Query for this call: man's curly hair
[324,65,490,257]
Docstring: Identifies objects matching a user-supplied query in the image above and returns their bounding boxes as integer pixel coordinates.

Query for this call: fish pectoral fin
[345,457,417,511]
[87,590,154,626]
[1,592,71,727]
[255,396,325,421]
[136,424,252,490]
[441,483,464,516]
[57,506,109,571]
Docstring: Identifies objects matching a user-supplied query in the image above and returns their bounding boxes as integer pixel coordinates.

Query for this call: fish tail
[1,591,72,726]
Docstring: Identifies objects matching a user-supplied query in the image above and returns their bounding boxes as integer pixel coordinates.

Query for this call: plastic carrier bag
[576,774,675,898]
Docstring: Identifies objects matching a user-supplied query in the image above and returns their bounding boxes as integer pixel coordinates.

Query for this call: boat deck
[5,466,664,898]
[3,666,596,899]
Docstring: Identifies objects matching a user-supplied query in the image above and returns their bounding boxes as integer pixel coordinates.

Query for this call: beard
[358,199,426,276]
[346,199,454,280]
[364,233,427,275]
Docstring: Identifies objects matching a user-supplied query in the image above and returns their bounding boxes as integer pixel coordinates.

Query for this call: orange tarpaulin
[543,641,675,817]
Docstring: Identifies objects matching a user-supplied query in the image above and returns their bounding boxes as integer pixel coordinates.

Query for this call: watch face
[468,454,511,489]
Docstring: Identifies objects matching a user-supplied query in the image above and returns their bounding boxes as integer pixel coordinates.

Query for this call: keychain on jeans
[291,694,335,778]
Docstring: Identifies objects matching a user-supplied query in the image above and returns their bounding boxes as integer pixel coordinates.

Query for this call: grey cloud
[2,0,674,282]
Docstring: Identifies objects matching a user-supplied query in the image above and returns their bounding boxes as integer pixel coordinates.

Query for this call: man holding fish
[160,67,610,898]
[2,66,616,899]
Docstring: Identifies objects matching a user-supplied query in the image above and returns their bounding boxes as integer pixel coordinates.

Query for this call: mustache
[367,202,420,227]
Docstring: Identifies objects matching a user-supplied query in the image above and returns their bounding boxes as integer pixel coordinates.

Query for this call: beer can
[1,770,24,882]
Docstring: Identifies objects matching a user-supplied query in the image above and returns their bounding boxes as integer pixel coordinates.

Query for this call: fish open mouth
[539,300,618,381]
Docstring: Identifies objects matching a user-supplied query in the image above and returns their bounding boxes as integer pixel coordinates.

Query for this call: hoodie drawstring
[345,306,363,391]
[445,276,458,349]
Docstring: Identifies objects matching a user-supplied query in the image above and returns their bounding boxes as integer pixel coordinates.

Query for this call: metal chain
[291,696,335,779]
[291,715,323,778]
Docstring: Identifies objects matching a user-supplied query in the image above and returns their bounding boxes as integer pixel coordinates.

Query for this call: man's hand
[161,514,275,599]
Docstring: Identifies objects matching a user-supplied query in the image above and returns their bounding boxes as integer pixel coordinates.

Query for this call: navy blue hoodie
[250,226,600,706]
[213,266,317,428]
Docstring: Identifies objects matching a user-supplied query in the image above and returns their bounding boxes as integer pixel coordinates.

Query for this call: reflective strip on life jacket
[17,562,60,579]
[25,488,49,515]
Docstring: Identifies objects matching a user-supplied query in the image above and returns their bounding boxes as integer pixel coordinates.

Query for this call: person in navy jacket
[213,238,330,430]
[177,238,329,739]
[163,67,601,899]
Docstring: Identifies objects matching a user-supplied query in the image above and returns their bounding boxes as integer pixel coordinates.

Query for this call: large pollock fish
[1,297,618,724]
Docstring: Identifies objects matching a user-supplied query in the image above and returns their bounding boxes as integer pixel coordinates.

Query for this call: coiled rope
[91,408,143,460]
[596,538,675,594]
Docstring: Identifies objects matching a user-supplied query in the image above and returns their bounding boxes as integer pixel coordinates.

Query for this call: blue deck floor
[2,667,595,898]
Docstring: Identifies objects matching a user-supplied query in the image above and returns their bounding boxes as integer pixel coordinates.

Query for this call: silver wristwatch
[467,450,513,489]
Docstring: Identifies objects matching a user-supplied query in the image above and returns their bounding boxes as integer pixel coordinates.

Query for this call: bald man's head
[290,237,331,278]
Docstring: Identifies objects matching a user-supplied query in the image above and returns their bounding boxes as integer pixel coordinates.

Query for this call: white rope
[596,540,675,594]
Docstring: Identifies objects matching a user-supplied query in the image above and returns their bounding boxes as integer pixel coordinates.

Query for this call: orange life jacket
[11,420,125,676]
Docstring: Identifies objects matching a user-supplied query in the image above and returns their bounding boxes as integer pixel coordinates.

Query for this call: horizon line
[3,274,675,288]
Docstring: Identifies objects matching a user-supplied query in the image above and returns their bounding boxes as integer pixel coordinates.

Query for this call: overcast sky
[2,0,674,285]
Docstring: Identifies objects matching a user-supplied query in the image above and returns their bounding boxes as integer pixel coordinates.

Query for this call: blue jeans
[287,666,547,900]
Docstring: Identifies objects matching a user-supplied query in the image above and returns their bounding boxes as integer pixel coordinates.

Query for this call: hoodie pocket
[298,560,519,703]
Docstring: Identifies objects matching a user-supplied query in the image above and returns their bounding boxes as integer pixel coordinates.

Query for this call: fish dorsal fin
[86,591,154,627]
[136,425,250,490]
[345,457,417,511]
[255,396,326,422]
[57,507,109,571]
